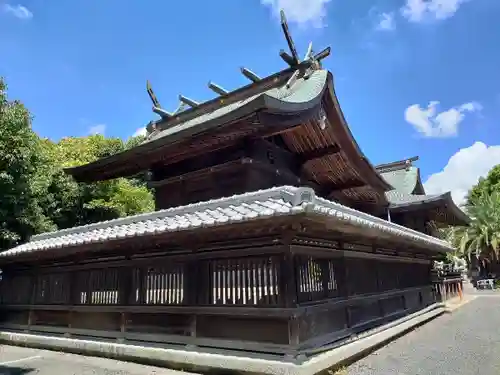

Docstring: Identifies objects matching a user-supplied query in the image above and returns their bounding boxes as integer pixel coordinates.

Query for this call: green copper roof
[379,166,419,195]
[386,190,440,206]
[145,69,329,143]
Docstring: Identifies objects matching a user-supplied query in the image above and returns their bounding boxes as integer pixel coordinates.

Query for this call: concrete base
[0,304,445,375]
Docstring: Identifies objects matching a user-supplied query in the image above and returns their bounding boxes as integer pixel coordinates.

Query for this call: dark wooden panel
[127,313,191,336]
[71,311,121,331]
[380,296,405,316]
[349,300,381,328]
[299,308,347,342]
[32,310,69,327]
[0,273,32,305]
[197,315,289,345]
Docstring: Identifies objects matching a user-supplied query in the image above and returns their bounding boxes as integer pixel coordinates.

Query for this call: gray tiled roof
[0,186,454,259]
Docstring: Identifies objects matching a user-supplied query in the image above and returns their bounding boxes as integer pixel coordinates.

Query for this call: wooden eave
[279,72,392,205]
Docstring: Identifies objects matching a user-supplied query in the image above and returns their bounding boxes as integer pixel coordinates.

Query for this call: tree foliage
[444,191,500,261]
[37,135,154,230]
[467,165,500,205]
[0,77,154,251]
[0,78,55,249]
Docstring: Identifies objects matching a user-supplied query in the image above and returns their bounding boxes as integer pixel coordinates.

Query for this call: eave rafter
[297,144,341,165]
[319,179,367,197]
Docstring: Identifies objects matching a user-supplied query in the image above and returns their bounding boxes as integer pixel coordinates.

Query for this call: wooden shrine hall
[0,10,464,370]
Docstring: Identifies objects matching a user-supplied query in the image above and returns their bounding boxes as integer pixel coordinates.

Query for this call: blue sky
[1,0,499,205]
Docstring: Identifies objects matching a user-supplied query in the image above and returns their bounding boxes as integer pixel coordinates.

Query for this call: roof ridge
[312,195,451,248]
[376,156,419,172]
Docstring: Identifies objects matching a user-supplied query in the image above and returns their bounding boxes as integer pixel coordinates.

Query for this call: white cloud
[376,12,396,31]
[1,3,33,20]
[132,127,147,137]
[404,101,482,138]
[88,124,106,135]
[401,0,470,22]
[260,0,331,28]
[424,142,500,206]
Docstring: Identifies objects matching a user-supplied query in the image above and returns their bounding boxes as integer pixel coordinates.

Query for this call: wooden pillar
[27,271,37,331]
[281,251,297,308]
[118,264,132,340]
[187,259,201,339]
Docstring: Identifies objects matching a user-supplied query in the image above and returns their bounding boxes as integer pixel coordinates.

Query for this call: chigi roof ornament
[144,9,331,128]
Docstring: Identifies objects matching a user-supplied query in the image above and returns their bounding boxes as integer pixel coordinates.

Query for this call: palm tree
[442,192,500,276]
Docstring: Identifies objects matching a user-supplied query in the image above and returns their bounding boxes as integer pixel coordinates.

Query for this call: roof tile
[0,186,454,259]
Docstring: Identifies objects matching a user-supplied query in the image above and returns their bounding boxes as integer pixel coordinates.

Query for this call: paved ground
[347,295,500,375]
[0,345,197,375]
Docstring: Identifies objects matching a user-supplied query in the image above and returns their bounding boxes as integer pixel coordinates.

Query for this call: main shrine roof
[64,11,391,205]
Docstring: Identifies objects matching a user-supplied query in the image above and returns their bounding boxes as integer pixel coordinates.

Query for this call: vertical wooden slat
[226,259,232,305]
[251,260,258,305]
[245,259,251,305]
[154,269,159,304]
[268,258,275,305]
[261,259,269,305]
[159,268,164,304]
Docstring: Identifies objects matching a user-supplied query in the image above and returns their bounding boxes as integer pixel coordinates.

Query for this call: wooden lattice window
[34,273,70,304]
[206,256,281,306]
[74,268,120,305]
[130,263,185,305]
[295,256,340,303]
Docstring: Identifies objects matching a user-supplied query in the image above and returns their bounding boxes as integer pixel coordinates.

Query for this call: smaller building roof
[379,166,420,195]
[377,157,469,226]
[377,157,424,195]
[0,186,453,262]
[386,190,470,226]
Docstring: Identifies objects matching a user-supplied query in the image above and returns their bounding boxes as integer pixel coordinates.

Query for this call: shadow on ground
[0,366,35,375]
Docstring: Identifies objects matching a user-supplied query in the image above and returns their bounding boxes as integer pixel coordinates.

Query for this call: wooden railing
[0,246,440,357]
[432,271,463,302]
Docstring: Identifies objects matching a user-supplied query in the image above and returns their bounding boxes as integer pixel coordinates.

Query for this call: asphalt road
[0,345,197,375]
[347,295,500,375]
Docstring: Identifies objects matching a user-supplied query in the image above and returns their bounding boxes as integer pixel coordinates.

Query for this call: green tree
[444,192,500,261]
[467,165,500,205]
[0,78,55,250]
[0,77,153,249]
[39,134,154,229]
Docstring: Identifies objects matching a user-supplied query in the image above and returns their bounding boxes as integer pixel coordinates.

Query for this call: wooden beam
[298,144,341,164]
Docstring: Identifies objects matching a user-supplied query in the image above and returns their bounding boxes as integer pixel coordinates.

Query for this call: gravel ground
[346,296,500,375]
[0,345,198,375]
